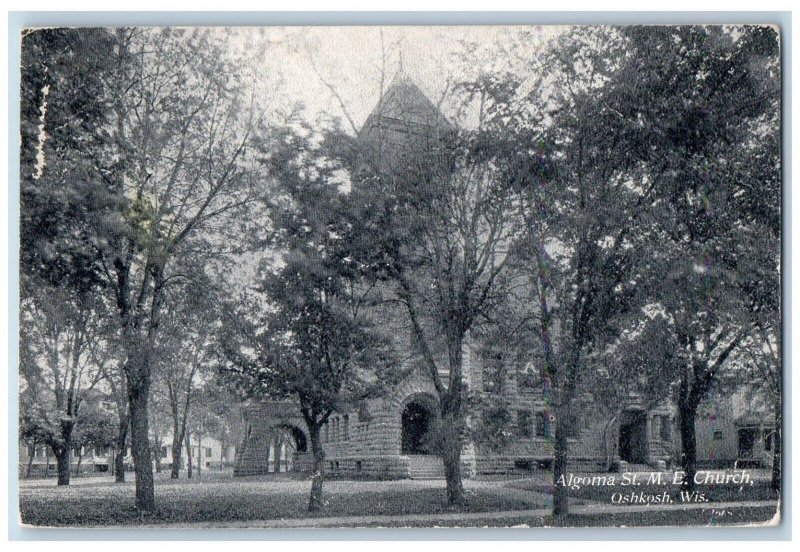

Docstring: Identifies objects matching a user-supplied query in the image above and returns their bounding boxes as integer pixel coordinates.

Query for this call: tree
[722,49,781,490]
[99,349,129,482]
[19,407,51,478]
[738,321,781,489]
[19,287,107,485]
[72,394,118,475]
[19,27,118,486]
[89,28,260,510]
[184,387,227,479]
[222,122,399,511]
[612,26,780,491]
[201,379,243,468]
[587,314,683,470]
[482,27,650,517]
[19,28,117,296]
[153,281,219,479]
[481,25,780,513]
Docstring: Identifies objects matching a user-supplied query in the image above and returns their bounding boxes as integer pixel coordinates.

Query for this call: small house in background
[19,443,116,478]
[19,434,237,478]
[695,388,777,469]
[156,435,237,472]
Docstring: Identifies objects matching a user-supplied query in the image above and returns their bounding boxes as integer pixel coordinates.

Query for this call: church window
[517,410,533,438]
[660,416,671,442]
[517,367,539,391]
[358,400,372,422]
[535,412,550,438]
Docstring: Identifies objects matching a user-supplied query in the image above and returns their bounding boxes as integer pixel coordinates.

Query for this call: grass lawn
[19,472,780,528]
[328,506,779,528]
[19,475,546,527]
[565,505,778,527]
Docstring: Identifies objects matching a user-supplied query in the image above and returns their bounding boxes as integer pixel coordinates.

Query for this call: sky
[218,26,564,131]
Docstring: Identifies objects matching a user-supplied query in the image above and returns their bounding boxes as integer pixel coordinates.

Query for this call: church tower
[356,71,455,176]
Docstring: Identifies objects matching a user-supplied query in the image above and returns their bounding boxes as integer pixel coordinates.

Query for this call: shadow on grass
[20,485,544,527]
[333,505,778,528]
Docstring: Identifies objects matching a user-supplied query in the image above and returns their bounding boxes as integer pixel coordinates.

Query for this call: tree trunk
[54,418,76,486]
[678,399,698,492]
[76,449,83,476]
[308,425,325,512]
[153,435,162,474]
[771,396,781,492]
[54,445,71,486]
[440,408,465,505]
[128,380,155,510]
[197,433,202,479]
[552,406,570,518]
[171,433,184,479]
[438,328,466,506]
[186,434,193,479]
[25,443,35,478]
[114,412,129,483]
[114,450,126,482]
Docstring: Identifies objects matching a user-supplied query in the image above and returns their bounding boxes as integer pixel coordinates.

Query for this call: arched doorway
[619,410,648,464]
[401,395,440,455]
[269,424,308,473]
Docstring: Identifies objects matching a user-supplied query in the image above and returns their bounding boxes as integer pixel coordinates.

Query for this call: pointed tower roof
[359,72,453,139]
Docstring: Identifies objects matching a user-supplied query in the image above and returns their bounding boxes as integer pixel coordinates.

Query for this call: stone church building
[232,73,712,480]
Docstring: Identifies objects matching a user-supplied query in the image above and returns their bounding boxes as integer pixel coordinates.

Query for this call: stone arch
[267,423,309,473]
[400,392,441,455]
[274,423,307,453]
[234,401,311,477]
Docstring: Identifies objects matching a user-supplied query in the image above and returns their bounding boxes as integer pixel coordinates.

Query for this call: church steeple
[359,71,452,139]
[353,64,456,191]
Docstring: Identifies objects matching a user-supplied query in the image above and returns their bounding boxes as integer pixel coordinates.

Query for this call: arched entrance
[234,401,311,477]
[401,395,440,455]
[268,424,308,473]
[619,410,648,464]
[282,425,307,453]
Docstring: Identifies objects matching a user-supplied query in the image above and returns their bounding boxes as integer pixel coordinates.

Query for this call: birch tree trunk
[186,434,193,479]
[308,425,325,512]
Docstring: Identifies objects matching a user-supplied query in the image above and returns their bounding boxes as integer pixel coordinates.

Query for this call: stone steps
[619,462,652,472]
[233,433,271,476]
[407,455,445,479]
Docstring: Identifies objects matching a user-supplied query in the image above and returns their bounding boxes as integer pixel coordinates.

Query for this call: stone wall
[234,343,679,479]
